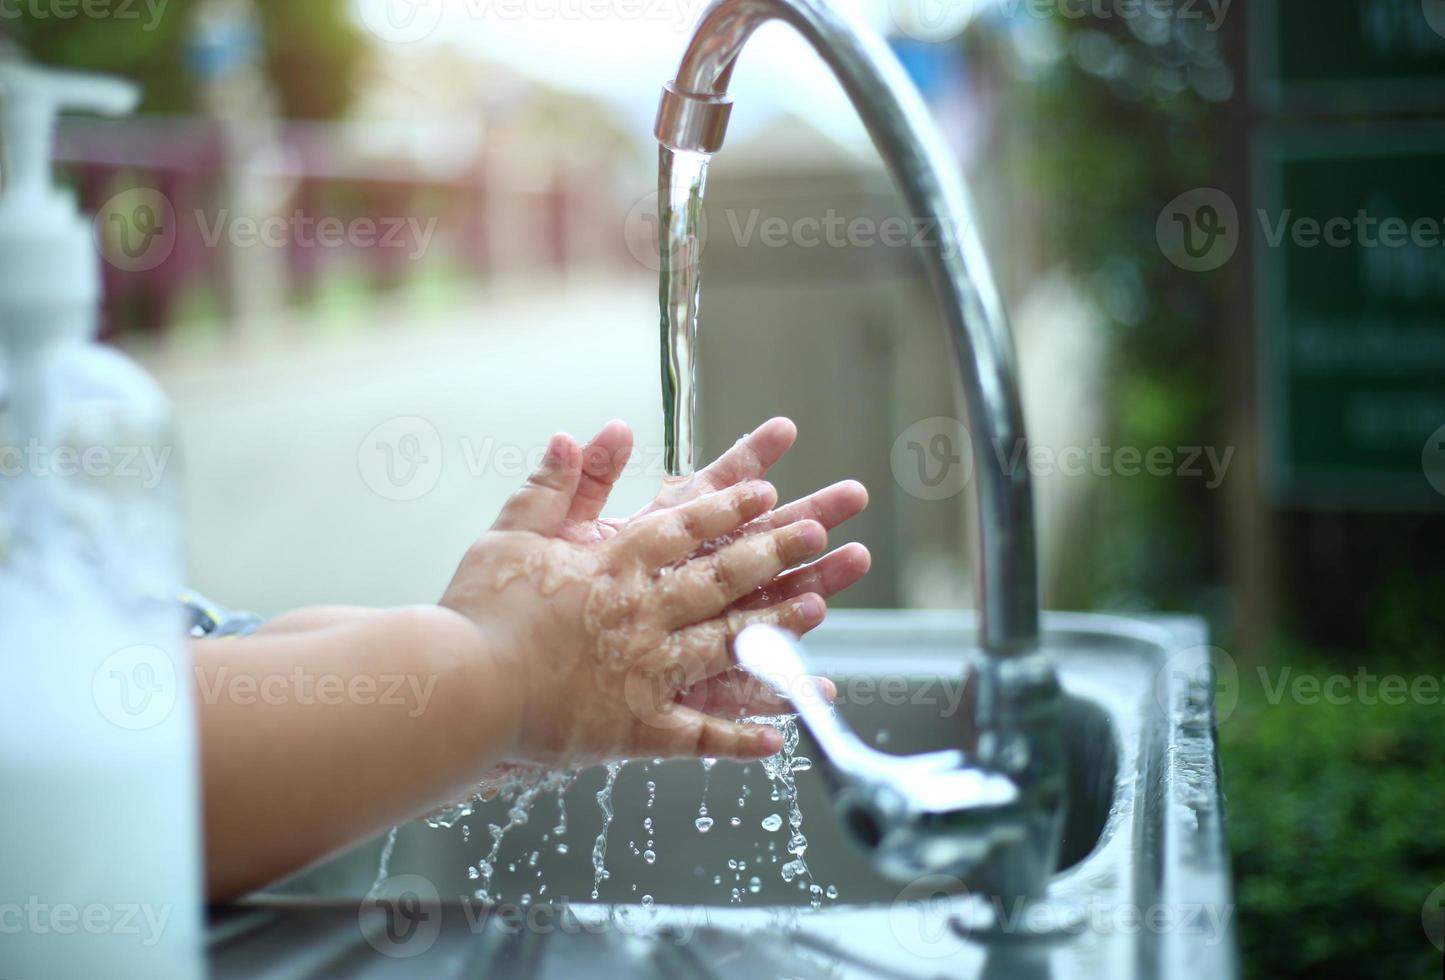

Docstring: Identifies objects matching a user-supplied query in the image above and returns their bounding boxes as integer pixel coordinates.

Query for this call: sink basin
[223,611,1235,978]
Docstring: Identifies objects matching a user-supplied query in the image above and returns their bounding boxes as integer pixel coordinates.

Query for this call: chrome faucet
[657,0,1066,902]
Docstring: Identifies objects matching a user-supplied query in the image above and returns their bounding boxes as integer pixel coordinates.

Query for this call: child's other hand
[441,430,848,768]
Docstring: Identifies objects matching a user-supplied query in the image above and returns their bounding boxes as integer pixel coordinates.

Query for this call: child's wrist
[399,604,525,764]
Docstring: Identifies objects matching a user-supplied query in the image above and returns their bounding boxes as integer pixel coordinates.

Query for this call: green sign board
[1252,0,1445,112]
[1253,125,1445,508]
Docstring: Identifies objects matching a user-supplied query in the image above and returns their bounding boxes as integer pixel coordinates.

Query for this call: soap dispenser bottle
[0,64,206,980]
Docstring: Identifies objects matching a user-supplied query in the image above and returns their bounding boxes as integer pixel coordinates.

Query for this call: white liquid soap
[0,63,206,980]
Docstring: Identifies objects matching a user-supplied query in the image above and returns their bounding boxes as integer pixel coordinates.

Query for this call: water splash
[658,146,712,477]
[591,761,624,899]
[695,756,717,833]
[365,825,400,899]
[473,780,555,904]
[750,715,825,908]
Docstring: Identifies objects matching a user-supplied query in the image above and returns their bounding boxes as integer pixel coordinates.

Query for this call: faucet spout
[658,0,1066,901]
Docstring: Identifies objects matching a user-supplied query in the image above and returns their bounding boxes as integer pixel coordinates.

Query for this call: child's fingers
[679,668,837,719]
[660,520,827,627]
[642,417,796,513]
[661,594,826,682]
[739,480,869,540]
[639,705,784,760]
[492,434,584,535]
[617,481,777,568]
[690,417,797,495]
[567,420,633,527]
[733,543,872,611]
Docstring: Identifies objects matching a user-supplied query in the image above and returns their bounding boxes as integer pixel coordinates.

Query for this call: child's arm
[195,605,514,900]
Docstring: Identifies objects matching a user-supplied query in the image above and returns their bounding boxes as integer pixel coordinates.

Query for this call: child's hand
[441,432,839,768]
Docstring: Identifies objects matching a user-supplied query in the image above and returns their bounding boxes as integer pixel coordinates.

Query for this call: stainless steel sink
[225,610,1234,979]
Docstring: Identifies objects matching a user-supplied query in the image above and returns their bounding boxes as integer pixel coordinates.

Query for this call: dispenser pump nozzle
[0,64,139,200]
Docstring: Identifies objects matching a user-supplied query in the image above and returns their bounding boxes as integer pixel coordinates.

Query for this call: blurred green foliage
[252,0,364,119]
[2,0,363,118]
[1222,652,1445,977]
[3,0,204,112]
[998,12,1233,619]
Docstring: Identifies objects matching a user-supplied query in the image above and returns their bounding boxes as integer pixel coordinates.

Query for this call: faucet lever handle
[736,626,1022,883]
